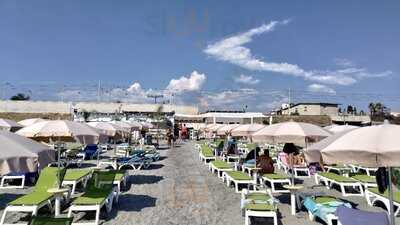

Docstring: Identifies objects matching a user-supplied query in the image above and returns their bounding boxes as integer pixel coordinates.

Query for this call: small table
[47,188,69,217]
[283,185,304,215]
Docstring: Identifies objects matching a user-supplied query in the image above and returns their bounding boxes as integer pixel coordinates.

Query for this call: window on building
[304,106,308,112]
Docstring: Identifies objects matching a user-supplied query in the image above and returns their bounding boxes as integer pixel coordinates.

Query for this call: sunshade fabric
[0,119,23,132]
[18,118,46,127]
[16,120,100,144]
[231,124,265,137]
[252,121,330,146]
[216,124,240,136]
[308,124,400,167]
[0,131,55,175]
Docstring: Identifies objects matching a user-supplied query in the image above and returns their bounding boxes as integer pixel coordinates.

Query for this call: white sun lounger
[315,172,364,197]
[0,174,25,189]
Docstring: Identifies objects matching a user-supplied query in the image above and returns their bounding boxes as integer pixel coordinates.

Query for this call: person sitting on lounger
[257,149,275,174]
[243,147,261,164]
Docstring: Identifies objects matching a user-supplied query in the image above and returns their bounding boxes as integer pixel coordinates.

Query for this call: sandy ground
[1,141,397,225]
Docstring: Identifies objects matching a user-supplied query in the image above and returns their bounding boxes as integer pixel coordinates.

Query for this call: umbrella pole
[57,136,61,188]
[388,167,395,225]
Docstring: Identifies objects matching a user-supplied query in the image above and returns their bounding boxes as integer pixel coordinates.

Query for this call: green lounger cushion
[64,169,91,181]
[211,160,231,169]
[97,170,125,182]
[29,217,73,225]
[201,146,214,157]
[369,188,400,203]
[10,192,54,206]
[246,192,270,202]
[225,171,252,180]
[351,175,375,183]
[318,172,356,183]
[263,173,288,180]
[72,189,111,205]
[246,143,257,150]
[10,167,65,206]
[244,203,275,211]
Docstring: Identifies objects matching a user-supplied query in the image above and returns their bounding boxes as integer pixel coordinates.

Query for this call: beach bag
[376,167,389,193]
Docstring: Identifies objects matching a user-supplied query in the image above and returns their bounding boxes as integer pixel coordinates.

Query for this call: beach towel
[336,206,389,225]
[303,197,351,224]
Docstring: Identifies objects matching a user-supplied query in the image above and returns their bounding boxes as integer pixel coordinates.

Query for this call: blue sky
[0,0,399,112]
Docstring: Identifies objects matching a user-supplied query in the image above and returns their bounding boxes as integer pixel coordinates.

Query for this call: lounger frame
[365,189,400,217]
[315,173,364,197]
[223,172,256,193]
[0,175,25,189]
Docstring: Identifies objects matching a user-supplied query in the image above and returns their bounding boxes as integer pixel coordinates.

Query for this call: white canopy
[308,124,400,167]
[324,124,359,133]
[231,124,265,137]
[252,121,330,146]
[18,118,47,127]
[0,131,55,175]
[16,120,100,144]
[0,119,23,132]
[216,124,240,136]
[87,122,127,137]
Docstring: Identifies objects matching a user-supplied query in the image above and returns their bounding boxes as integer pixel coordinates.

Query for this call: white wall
[0,100,198,115]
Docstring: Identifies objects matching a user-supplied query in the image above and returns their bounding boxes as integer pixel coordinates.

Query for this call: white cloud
[202,88,258,107]
[204,21,391,86]
[307,84,337,94]
[334,58,355,67]
[126,82,145,94]
[166,71,206,93]
[234,74,260,85]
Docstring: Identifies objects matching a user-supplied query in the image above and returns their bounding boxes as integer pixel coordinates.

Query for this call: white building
[279,103,339,116]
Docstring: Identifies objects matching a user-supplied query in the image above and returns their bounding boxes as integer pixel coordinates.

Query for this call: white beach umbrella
[141,122,154,129]
[0,119,24,132]
[209,124,225,132]
[109,121,133,132]
[231,124,265,137]
[16,120,100,144]
[252,121,331,146]
[324,124,359,133]
[18,118,46,127]
[202,124,217,132]
[307,123,400,225]
[216,124,240,136]
[128,121,143,130]
[0,131,55,175]
[87,122,127,137]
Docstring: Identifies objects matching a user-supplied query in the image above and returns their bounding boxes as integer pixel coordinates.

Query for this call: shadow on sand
[129,175,164,185]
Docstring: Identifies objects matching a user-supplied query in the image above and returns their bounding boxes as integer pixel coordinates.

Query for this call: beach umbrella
[203,124,217,132]
[87,121,126,137]
[16,120,100,144]
[18,118,46,127]
[128,121,143,130]
[141,122,154,129]
[0,131,55,175]
[0,119,24,132]
[307,123,400,225]
[209,124,225,132]
[252,121,331,146]
[108,121,133,132]
[252,121,330,184]
[231,124,265,137]
[324,124,359,133]
[216,124,240,136]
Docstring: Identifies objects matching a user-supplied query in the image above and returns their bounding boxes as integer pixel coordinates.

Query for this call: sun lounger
[1,167,68,225]
[324,165,353,176]
[276,152,310,178]
[241,189,278,225]
[28,217,73,225]
[350,174,377,189]
[223,171,256,193]
[62,169,92,195]
[68,170,119,225]
[0,173,25,189]
[349,164,378,176]
[365,187,400,216]
[303,196,351,225]
[209,160,233,179]
[260,173,291,193]
[315,172,364,196]
[199,145,216,164]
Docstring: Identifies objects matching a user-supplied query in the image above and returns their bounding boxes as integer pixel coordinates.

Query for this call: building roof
[280,102,340,110]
